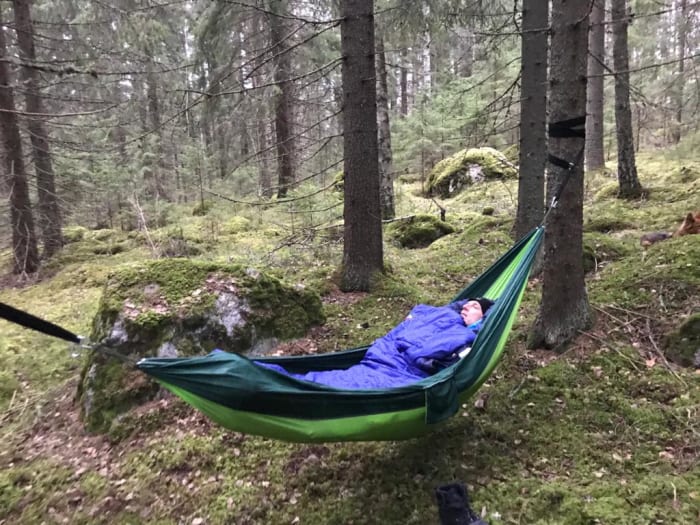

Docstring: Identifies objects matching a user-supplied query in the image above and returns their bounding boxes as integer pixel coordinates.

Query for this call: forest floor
[1,152,699,524]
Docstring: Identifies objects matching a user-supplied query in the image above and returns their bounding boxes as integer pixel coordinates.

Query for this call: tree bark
[672,0,688,144]
[457,26,474,77]
[12,0,63,258]
[514,0,548,241]
[611,0,644,199]
[268,0,295,198]
[399,47,409,117]
[585,0,606,171]
[375,31,395,220]
[0,8,39,274]
[340,0,383,291]
[529,0,592,350]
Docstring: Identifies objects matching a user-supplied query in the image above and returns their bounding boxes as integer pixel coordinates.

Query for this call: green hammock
[137,227,544,443]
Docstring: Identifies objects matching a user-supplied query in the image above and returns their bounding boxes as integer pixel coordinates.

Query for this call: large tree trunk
[672,0,688,144]
[268,1,295,198]
[612,0,644,199]
[514,0,548,241]
[585,0,606,171]
[375,31,395,220]
[0,8,39,274]
[529,0,592,350]
[340,0,383,291]
[12,0,63,258]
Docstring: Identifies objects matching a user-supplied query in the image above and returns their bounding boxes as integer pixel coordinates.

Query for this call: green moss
[223,216,252,234]
[582,233,635,273]
[427,147,517,198]
[593,181,619,201]
[0,370,19,403]
[662,313,700,367]
[63,225,88,243]
[92,241,129,255]
[192,200,214,216]
[385,214,455,249]
[583,217,636,233]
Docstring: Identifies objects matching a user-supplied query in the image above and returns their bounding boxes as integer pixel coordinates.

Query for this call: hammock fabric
[137,227,544,443]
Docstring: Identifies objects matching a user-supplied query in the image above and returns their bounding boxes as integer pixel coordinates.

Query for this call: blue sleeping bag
[257,303,483,389]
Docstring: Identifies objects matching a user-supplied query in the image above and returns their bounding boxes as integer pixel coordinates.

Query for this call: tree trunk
[529,0,592,350]
[585,0,606,171]
[399,47,409,117]
[514,0,548,241]
[340,0,383,291]
[457,27,474,77]
[672,0,688,144]
[268,1,295,198]
[612,0,644,199]
[375,31,395,220]
[146,66,169,199]
[0,8,39,274]
[12,0,63,258]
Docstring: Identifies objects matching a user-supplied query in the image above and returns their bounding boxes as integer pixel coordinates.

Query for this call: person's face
[460,301,483,325]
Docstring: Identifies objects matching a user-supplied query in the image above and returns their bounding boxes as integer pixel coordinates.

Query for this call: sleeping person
[257,298,495,389]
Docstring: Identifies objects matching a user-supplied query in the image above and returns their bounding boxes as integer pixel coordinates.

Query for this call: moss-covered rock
[223,216,252,235]
[662,313,700,368]
[385,214,455,249]
[582,233,635,273]
[79,259,325,433]
[63,226,88,243]
[192,200,214,216]
[426,147,517,198]
[332,170,344,194]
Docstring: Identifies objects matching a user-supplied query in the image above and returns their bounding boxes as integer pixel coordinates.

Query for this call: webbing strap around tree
[0,301,136,365]
[543,115,586,222]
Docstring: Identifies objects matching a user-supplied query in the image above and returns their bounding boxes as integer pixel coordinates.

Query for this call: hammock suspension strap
[543,114,586,223]
[0,301,136,365]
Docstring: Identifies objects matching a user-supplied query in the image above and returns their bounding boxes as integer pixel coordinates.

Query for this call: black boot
[435,483,488,525]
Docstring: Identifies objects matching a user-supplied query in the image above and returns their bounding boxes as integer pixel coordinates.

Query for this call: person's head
[459,298,494,325]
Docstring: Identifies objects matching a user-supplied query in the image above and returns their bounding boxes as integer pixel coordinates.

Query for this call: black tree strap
[548,115,586,138]
[1,301,80,344]
[0,301,135,365]
[542,115,587,223]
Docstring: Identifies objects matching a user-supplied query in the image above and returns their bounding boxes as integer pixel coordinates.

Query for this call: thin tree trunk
[457,26,474,77]
[529,0,592,350]
[585,0,606,171]
[146,66,168,199]
[514,0,548,241]
[12,0,63,258]
[376,31,395,220]
[268,0,295,198]
[0,8,38,274]
[672,0,688,144]
[612,0,644,199]
[340,0,383,291]
[400,47,409,117]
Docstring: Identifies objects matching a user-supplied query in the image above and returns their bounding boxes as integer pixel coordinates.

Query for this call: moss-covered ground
[0,151,698,524]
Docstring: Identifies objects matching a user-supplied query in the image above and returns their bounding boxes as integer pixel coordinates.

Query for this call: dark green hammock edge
[137,227,544,442]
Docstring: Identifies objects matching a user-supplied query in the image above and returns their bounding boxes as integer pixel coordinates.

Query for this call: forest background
[0,0,699,524]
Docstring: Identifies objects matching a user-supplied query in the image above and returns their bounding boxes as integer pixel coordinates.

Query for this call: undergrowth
[0,153,698,524]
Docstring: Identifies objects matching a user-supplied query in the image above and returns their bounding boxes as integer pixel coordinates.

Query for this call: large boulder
[426,147,517,198]
[78,258,325,433]
[385,214,455,249]
[662,313,700,368]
